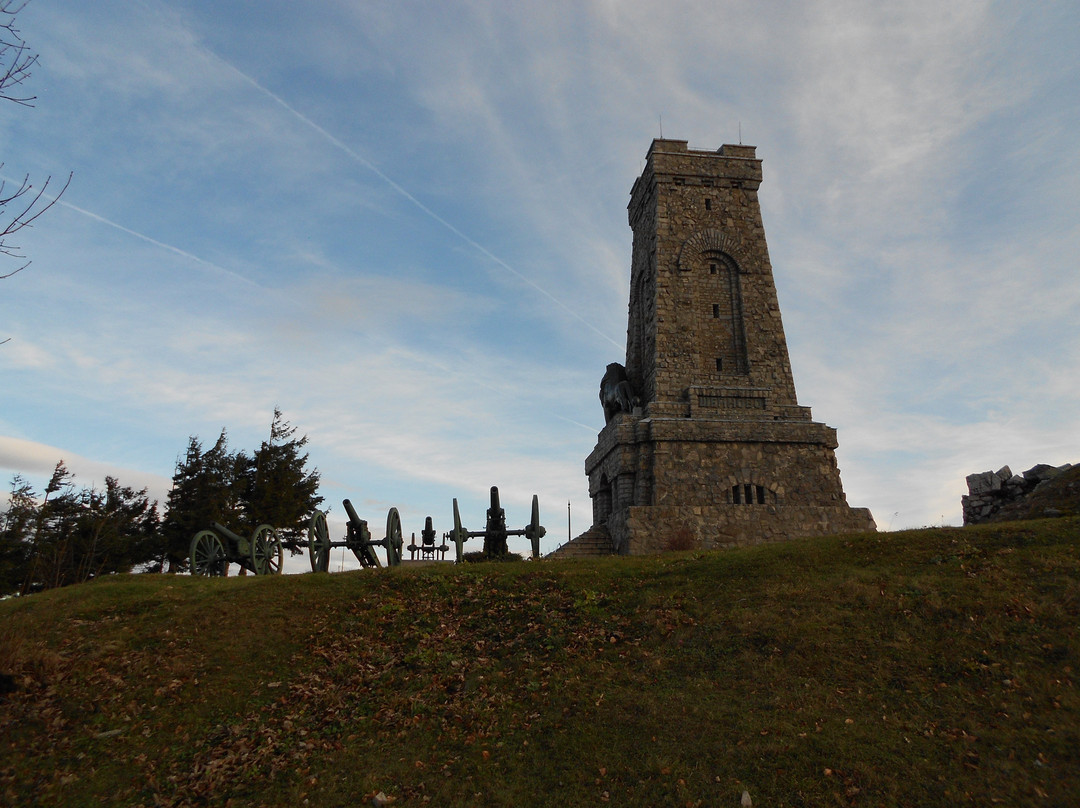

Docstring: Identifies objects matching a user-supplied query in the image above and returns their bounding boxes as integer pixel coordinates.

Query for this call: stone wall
[962,463,1078,524]
[616,502,876,555]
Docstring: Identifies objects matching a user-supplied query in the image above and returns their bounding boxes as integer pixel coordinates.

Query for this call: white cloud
[0,435,173,503]
[0,338,56,371]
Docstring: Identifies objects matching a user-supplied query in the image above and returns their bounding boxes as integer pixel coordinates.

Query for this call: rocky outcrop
[962,463,1079,525]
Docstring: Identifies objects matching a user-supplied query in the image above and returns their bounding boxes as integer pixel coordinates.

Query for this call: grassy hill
[2,518,1078,807]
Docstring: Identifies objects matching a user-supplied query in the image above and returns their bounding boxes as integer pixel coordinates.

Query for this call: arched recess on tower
[679,229,751,378]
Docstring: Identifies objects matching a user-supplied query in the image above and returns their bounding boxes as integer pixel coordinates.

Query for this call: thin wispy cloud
[204,46,623,351]
[55,198,260,288]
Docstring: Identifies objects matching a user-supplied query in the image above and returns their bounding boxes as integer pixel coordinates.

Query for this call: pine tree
[162,411,322,568]
[75,477,160,580]
[4,462,161,592]
[0,474,35,595]
[237,408,323,549]
[161,431,244,571]
[25,461,79,591]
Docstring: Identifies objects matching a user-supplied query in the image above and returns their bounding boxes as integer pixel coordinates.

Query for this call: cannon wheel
[251,524,284,575]
[385,508,403,567]
[449,498,467,563]
[308,511,331,573]
[526,494,546,559]
[190,530,227,577]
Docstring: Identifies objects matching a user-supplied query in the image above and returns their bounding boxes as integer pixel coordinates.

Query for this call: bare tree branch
[0,0,71,272]
[0,168,73,259]
[1,0,71,346]
[0,1,37,106]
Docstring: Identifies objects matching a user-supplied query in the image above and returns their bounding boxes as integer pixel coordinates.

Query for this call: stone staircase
[546,523,615,558]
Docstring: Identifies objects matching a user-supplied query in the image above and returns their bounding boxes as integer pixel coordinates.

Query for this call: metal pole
[567,500,571,543]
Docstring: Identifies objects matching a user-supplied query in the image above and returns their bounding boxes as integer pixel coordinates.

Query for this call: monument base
[604,503,875,555]
[586,413,875,554]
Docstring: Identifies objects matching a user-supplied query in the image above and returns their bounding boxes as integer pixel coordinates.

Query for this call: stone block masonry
[962,463,1077,524]
[577,139,875,556]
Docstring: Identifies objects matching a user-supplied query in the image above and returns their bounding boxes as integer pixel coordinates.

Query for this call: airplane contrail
[56,197,261,289]
[0,171,260,288]
[209,52,623,351]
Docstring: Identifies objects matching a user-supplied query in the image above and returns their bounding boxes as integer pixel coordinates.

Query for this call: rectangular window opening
[756,485,766,504]
[716,358,723,372]
[712,304,720,318]
[731,485,741,505]
[705,198,712,210]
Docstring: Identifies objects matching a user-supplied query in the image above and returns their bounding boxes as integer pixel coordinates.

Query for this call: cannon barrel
[210,521,245,544]
[342,498,364,528]
[489,486,500,511]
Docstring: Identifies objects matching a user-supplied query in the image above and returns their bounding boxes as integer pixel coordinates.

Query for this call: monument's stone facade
[584,139,874,554]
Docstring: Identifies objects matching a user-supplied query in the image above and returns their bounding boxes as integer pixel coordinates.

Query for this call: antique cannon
[307,499,404,572]
[189,522,283,576]
[407,516,450,561]
[444,486,546,562]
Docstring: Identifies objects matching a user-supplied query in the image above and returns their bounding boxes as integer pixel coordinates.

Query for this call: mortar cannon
[407,516,450,561]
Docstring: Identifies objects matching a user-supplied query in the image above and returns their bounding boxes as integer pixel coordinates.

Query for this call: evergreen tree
[24,461,79,591]
[237,408,323,549]
[162,410,322,566]
[1,462,161,593]
[0,474,35,595]
[161,431,244,571]
[76,477,161,580]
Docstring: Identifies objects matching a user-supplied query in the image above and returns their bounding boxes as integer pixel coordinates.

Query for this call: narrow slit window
[705,198,712,210]
[713,304,720,318]
[732,482,768,505]
[716,358,723,372]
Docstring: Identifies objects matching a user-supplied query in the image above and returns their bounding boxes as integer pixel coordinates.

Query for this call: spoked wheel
[526,494,546,559]
[385,508,403,567]
[190,530,227,577]
[448,498,467,563]
[308,512,331,573]
[250,524,283,575]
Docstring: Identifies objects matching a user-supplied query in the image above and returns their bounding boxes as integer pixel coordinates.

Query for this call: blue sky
[2,0,1078,567]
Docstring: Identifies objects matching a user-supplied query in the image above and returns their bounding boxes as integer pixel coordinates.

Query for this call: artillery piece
[407,516,450,561]
[444,486,546,562]
[307,499,404,572]
[189,522,283,577]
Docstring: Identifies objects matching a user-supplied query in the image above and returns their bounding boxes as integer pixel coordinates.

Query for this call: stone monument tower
[581,139,874,555]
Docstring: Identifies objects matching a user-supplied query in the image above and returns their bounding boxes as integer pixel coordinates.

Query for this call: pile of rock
[962,463,1076,525]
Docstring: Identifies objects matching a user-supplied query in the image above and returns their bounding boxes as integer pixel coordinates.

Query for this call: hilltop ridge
[2,519,1078,806]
